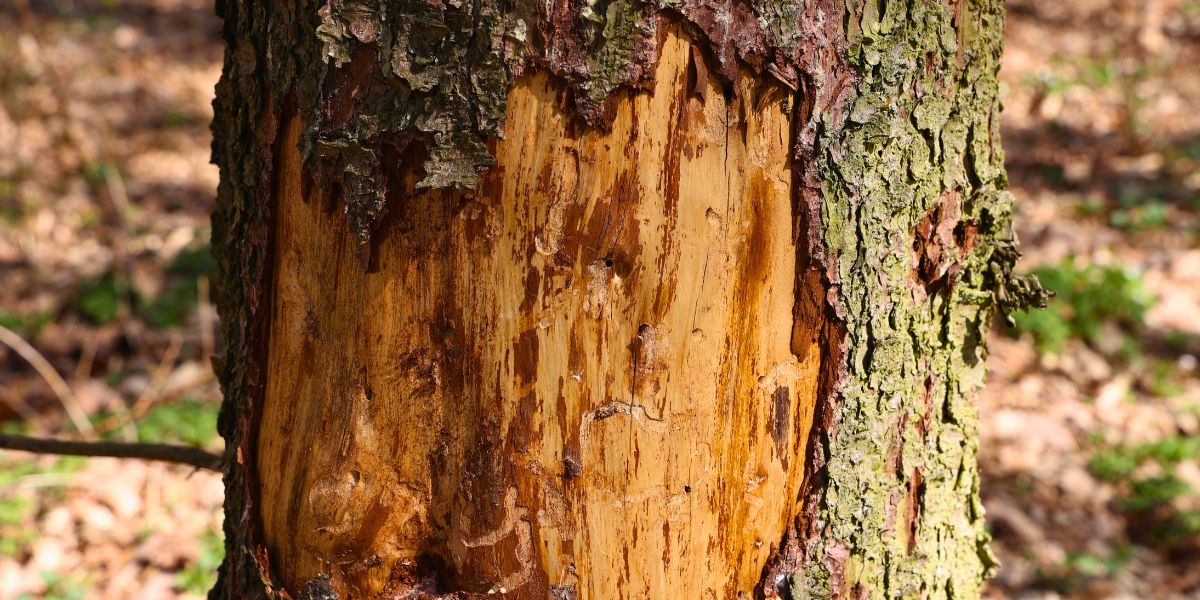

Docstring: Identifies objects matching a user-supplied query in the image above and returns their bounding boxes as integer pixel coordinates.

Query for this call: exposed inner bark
[258,28,823,599]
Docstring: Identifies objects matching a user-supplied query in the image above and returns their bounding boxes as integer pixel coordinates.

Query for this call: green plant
[176,527,225,595]
[76,272,128,325]
[0,456,85,487]
[1008,261,1154,353]
[75,240,218,328]
[1089,449,1141,483]
[80,162,119,188]
[1089,435,1200,545]
[139,241,218,328]
[0,456,84,557]
[1146,360,1185,397]
[140,280,201,328]
[36,571,87,600]
[1109,199,1169,232]
[1036,546,1131,595]
[1065,548,1130,577]
[135,398,220,448]
[0,420,30,435]
[168,241,218,278]
[1123,474,1190,512]
[0,521,35,557]
[0,493,34,529]
[0,184,22,224]
[0,310,52,338]
[1075,196,1108,217]
[1091,436,1200,482]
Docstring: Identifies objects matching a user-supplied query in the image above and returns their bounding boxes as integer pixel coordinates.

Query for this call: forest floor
[981,1,1200,598]
[0,0,1197,598]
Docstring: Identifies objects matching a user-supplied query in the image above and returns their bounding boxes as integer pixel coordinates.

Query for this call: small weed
[0,471,38,556]
[1145,360,1185,397]
[176,527,224,595]
[1090,434,1200,546]
[1164,330,1196,351]
[36,571,88,600]
[1091,436,1200,482]
[0,456,85,488]
[0,523,35,557]
[1075,196,1108,218]
[1038,163,1066,186]
[0,184,23,224]
[75,240,217,328]
[1082,59,1120,87]
[1008,261,1154,354]
[140,241,216,328]
[140,280,200,328]
[77,208,104,229]
[0,494,34,529]
[1064,547,1131,578]
[136,398,220,448]
[1123,474,1190,512]
[1036,546,1131,595]
[1089,450,1141,483]
[76,272,128,325]
[1023,69,1071,96]
[0,421,30,435]
[0,310,52,338]
[1109,200,1170,232]
[0,456,84,557]
[168,241,218,278]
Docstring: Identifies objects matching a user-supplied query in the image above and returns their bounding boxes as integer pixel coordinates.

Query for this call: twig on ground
[130,332,184,418]
[74,334,97,380]
[0,324,94,437]
[0,433,222,472]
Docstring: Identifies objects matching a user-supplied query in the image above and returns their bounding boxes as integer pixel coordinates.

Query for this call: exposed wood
[256,28,822,599]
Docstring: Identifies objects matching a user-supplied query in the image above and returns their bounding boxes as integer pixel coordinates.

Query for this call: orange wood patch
[257,27,821,600]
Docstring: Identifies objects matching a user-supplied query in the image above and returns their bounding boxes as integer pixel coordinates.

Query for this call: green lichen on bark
[573,1,656,105]
[791,0,1039,597]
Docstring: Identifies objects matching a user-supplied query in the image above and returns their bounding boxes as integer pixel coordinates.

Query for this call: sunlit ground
[983,1,1200,597]
[1,1,224,597]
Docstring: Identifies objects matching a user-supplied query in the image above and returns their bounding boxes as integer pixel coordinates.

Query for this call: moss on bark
[790,0,1043,597]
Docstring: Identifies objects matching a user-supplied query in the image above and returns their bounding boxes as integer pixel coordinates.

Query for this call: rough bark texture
[209,1,1042,599]
[782,1,1045,597]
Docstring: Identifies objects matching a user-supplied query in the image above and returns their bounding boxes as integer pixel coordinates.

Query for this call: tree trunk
[209,1,1040,599]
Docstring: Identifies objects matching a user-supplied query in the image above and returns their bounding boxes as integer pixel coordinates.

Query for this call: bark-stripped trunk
[210,1,1040,599]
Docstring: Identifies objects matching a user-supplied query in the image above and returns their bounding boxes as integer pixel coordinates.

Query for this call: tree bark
[209,1,1041,599]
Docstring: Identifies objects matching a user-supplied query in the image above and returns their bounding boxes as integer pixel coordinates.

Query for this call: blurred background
[0,0,1197,598]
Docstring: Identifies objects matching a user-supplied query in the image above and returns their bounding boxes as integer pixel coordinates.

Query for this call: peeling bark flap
[300,0,845,254]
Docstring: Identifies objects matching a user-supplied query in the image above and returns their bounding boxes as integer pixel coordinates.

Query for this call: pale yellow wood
[257,27,821,599]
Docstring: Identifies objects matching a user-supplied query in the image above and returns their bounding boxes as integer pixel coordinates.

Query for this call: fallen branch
[0,433,223,472]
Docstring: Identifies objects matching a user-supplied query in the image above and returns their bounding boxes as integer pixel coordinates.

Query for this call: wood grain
[257,27,822,599]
